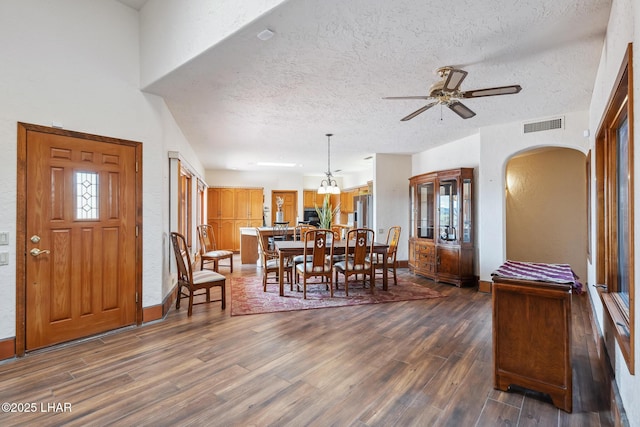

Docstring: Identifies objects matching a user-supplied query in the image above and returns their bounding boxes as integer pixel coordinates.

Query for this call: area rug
[230,275,445,316]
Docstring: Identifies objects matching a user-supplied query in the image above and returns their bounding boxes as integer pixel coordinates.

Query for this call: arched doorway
[505,147,587,281]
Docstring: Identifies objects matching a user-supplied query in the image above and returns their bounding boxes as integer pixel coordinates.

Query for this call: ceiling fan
[384,66,522,121]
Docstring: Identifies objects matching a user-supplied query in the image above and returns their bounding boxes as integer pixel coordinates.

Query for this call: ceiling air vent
[522,117,564,134]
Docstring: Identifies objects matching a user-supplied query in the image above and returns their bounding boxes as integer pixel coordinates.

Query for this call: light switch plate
[0,232,8,245]
[0,252,8,266]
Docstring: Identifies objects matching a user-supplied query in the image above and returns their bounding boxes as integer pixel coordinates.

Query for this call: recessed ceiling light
[256,161,295,167]
[257,29,274,41]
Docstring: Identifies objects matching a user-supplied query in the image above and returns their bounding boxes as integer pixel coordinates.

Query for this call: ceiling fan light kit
[384,66,522,121]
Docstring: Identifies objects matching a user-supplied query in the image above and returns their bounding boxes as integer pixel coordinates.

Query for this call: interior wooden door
[22,125,139,350]
[272,191,297,225]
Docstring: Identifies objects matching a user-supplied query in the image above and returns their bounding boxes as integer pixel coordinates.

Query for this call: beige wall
[505,147,587,281]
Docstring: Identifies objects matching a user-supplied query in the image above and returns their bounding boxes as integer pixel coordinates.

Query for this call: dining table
[274,240,389,297]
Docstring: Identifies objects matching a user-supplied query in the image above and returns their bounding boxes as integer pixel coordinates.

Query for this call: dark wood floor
[0,257,614,426]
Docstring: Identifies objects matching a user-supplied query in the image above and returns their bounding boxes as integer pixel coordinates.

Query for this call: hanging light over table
[317,133,340,194]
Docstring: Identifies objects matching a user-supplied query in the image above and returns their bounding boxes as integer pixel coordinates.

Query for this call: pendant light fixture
[317,133,340,195]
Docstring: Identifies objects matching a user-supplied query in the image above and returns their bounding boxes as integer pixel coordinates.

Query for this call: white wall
[0,0,206,341]
[139,0,286,88]
[478,110,589,281]
[587,0,640,422]
[412,133,481,173]
[342,168,374,189]
[373,154,412,260]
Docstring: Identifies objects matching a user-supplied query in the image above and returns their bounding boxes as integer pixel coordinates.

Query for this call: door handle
[30,248,51,257]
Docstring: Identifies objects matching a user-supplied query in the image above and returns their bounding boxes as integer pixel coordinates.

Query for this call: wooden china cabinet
[408,168,476,287]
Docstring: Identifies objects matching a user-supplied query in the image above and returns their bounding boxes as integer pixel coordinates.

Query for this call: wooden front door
[18,123,141,352]
[271,191,297,225]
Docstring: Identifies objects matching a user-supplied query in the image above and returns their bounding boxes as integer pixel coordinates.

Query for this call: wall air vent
[522,117,564,134]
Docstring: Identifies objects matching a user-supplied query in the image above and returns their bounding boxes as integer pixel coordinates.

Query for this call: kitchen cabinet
[303,190,316,209]
[303,190,338,210]
[208,187,235,219]
[235,188,263,220]
[209,219,235,252]
[408,168,475,287]
[340,190,355,213]
[207,187,263,252]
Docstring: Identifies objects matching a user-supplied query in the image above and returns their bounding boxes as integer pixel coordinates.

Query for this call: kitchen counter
[239,226,296,264]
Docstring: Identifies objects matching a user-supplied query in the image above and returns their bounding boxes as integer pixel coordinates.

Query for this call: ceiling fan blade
[461,85,522,98]
[442,68,468,91]
[401,101,438,121]
[383,96,432,100]
[448,101,476,119]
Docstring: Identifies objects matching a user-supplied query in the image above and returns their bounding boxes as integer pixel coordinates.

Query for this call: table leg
[382,249,388,291]
[278,250,285,296]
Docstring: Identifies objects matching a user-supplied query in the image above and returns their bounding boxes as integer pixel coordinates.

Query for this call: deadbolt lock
[30,235,41,244]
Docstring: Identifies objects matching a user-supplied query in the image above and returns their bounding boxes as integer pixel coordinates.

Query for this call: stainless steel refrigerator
[354,194,372,228]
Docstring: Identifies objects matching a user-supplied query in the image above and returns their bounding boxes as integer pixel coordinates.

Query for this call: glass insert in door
[462,179,472,243]
[75,171,99,220]
[439,179,458,242]
[417,182,434,239]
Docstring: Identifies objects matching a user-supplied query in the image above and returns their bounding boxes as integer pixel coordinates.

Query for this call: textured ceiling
[143,0,611,176]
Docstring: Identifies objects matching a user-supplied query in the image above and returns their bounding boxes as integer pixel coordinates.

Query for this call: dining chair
[257,228,290,291]
[269,221,290,249]
[293,224,316,241]
[170,232,226,316]
[331,225,343,241]
[197,224,233,273]
[329,225,348,264]
[292,224,316,285]
[333,228,375,296]
[368,226,401,286]
[295,228,335,299]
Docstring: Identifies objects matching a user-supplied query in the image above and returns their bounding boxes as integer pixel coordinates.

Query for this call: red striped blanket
[492,260,583,294]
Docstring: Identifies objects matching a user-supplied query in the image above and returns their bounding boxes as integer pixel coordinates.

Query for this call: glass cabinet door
[462,178,472,243]
[417,182,434,239]
[438,179,458,242]
[410,184,415,238]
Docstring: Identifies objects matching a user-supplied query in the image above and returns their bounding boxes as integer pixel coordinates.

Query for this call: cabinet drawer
[414,242,436,273]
